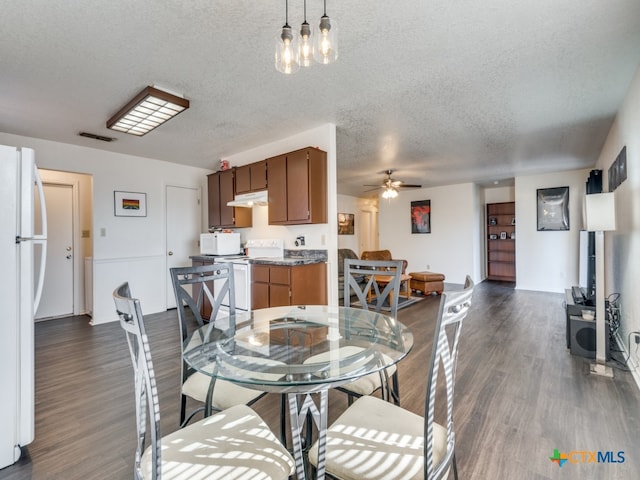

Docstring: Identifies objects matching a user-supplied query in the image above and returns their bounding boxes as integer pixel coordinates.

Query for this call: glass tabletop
[183,305,414,393]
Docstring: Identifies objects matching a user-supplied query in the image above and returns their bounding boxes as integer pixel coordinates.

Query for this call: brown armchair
[360,250,408,274]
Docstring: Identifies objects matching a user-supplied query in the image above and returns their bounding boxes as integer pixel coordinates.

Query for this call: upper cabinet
[267,147,327,225]
[207,169,252,229]
[235,160,267,194]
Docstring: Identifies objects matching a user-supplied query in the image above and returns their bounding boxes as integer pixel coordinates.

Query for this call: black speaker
[570,316,610,359]
[586,169,603,194]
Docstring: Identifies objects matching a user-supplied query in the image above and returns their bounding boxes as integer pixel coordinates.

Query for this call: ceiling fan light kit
[276,0,337,74]
[365,169,422,199]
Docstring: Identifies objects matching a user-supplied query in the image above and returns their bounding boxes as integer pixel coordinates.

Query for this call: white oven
[213,239,284,313]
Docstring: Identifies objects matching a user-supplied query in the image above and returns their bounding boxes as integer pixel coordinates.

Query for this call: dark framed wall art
[411,200,431,234]
[608,145,627,191]
[338,213,355,235]
[114,191,147,217]
[536,187,569,231]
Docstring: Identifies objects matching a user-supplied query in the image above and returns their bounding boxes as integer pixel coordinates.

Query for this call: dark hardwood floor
[2,281,639,479]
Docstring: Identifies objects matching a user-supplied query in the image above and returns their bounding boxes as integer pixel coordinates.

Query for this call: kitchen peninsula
[190,249,327,317]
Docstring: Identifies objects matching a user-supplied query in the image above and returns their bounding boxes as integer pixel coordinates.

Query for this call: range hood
[227,190,268,208]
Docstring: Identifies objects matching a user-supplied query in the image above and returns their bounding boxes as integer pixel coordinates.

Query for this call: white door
[35,183,74,319]
[166,186,201,309]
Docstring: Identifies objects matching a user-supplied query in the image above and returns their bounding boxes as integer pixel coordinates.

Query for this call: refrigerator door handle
[32,164,47,313]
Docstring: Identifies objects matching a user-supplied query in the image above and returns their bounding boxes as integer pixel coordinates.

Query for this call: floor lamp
[584,192,616,377]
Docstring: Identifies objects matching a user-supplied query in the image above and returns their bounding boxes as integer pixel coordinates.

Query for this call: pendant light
[275,0,299,74]
[298,0,314,67]
[314,0,338,65]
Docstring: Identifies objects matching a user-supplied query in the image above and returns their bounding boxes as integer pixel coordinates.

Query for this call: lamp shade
[584,192,616,231]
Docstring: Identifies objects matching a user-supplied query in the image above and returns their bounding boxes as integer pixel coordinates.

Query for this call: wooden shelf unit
[486,201,516,282]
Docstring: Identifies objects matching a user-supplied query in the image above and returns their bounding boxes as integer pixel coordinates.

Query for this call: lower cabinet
[251,263,327,309]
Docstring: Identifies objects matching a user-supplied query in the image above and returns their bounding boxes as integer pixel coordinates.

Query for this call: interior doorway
[36,170,93,320]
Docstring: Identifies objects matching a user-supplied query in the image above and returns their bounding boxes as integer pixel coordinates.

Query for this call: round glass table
[183,305,413,480]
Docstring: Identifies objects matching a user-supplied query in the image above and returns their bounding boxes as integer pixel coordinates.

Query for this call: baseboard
[613,331,640,392]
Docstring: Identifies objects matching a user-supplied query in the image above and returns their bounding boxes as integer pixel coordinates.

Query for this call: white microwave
[200,232,242,255]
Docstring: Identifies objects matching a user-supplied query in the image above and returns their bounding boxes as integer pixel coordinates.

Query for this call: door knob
[66,255,72,259]
[168,251,174,256]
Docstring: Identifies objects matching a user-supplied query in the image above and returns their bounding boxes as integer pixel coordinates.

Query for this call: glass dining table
[183,305,414,480]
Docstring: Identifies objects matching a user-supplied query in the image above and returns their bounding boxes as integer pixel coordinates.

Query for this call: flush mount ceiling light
[107,86,189,136]
[275,0,338,74]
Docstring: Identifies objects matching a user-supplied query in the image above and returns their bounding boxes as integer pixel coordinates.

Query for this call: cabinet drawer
[252,265,270,283]
[269,266,291,285]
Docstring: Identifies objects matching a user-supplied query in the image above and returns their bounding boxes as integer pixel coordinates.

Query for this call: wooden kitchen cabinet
[251,262,327,308]
[235,160,267,194]
[266,147,327,225]
[207,168,252,228]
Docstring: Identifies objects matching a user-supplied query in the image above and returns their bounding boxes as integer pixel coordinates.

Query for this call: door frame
[37,178,81,319]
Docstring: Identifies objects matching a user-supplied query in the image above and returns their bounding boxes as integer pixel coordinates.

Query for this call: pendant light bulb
[299,1,314,67]
[314,1,338,64]
[275,1,299,74]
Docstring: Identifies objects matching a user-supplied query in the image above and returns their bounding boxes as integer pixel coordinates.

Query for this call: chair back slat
[424,275,474,480]
[344,258,403,318]
[113,282,162,480]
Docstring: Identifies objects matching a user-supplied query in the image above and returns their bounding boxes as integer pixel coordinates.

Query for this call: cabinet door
[269,284,291,307]
[267,154,288,224]
[235,165,251,194]
[219,169,235,227]
[250,160,268,191]
[207,173,221,228]
[286,149,311,223]
[290,263,327,305]
[251,282,270,310]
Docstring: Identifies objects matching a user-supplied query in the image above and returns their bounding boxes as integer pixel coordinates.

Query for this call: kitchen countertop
[190,249,327,266]
[249,256,325,266]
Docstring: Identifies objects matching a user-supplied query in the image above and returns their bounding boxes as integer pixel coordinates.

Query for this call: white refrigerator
[0,144,47,468]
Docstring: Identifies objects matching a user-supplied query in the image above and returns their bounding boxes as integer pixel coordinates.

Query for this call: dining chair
[339,258,404,405]
[113,282,295,480]
[170,263,267,427]
[308,276,474,480]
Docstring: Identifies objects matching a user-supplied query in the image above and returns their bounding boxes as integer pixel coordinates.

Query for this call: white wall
[595,65,640,379]
[514,169,590,292]
[0,132,210,324]
[378,183,480,286]
[223,124,339,305]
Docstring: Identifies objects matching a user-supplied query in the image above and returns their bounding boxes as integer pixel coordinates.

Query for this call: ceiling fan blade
[364,187,383,192]
[363,184,383,187]
[397,184,422,188]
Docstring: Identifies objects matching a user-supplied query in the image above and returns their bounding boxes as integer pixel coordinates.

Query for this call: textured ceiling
[1,1,639,196]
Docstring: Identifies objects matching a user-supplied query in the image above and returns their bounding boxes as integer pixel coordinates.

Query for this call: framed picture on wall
[411,200,431,234]
[536,186,569,231]
[338,213,355,235]
[114,191,147,217]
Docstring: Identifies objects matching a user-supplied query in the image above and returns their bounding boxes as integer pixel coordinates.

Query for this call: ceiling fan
[364,169,422,198]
